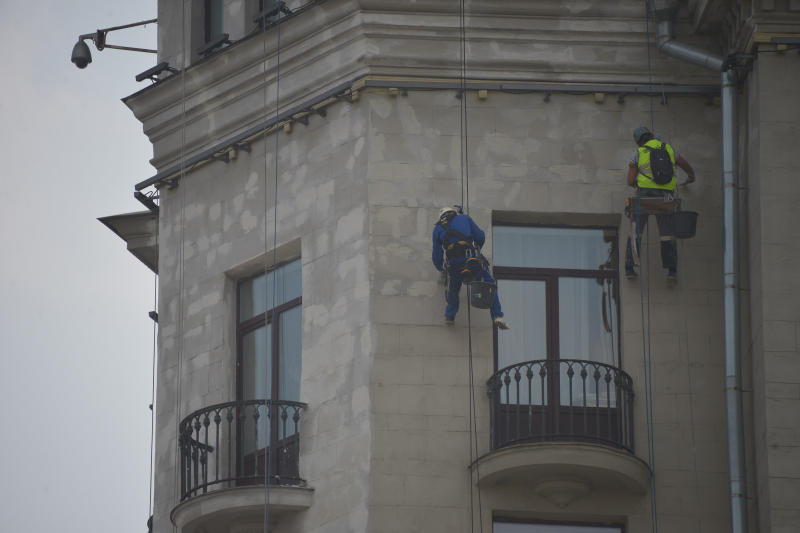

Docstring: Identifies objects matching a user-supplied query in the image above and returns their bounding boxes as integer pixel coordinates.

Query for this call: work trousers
[445,261,503,320]
[624,189,678,272]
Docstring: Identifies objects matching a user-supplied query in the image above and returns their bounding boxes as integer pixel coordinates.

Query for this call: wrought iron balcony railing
[178,399,307,502]
[487,359,634,452]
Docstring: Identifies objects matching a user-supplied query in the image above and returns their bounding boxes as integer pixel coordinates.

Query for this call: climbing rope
[457,1,484,532]
[170,2,189,531]
[644,0,655,131]
[147,229,159,528]
[262,8,284,533]
[639,3,660,532]
[638,217,659,533]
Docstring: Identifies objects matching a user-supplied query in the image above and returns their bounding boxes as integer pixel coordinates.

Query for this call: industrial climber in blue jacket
[432,206,509,329]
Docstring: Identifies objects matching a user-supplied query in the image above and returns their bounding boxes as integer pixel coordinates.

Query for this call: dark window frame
[204,0,225,43]
[493,517,626,533]
[491,224,621,372]
[235,260,302,482]
[236,296,302,404]
[489,225,626,448]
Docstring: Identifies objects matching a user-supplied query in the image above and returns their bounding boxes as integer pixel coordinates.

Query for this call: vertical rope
[262,8,283,533]
[644,0,655,132]
[458,1,483,532]
[646,227,658,533]
[171,1,189,530]
[641,2,660,531]
[459,0,470,215]
[638,216,658,533]
[147,245,158,525]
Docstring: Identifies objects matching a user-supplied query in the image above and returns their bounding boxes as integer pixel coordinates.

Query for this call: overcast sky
[0,1,160,531]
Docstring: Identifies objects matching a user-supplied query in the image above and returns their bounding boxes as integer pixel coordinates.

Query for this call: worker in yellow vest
[624,127,696,283]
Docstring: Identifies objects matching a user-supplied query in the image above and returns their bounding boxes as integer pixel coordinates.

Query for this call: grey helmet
[633,126,652,144]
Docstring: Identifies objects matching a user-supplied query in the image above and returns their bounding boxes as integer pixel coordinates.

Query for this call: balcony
[171,399,312,533]
[476,359,649,503]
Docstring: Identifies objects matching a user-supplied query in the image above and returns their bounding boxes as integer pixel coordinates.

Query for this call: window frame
[235,259,302,404]
[492,224,621,372]
[490,224,624,442]
[493,518,626,533]
[204,0,225,44]
[235,259,302,482]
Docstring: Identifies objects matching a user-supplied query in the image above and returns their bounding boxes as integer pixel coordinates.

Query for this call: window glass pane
[493,226,614,270]
[497,279,547,370]
[206,0,224,42]
[242,325,272,400]
[558,278,617,365]
[242,325,272,452]
[239,259,302,322]
[558,277,618,407]
[493,522,621,533]
[496,279,547,406]
[279,306,302,403]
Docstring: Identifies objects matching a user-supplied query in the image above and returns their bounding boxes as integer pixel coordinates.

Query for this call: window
[493,225,619,393]
[237,258,302,479]
[252,0,286,31]
[205,0,224,43]
[494,520,622,533]
[490,226,630,448]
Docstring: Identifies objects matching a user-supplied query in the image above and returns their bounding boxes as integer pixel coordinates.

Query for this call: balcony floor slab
[171,485,314,533]
[474,441,650,501]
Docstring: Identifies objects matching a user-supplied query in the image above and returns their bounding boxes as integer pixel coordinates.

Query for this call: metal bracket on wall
[197,33,232,59]
[134,191,159,213]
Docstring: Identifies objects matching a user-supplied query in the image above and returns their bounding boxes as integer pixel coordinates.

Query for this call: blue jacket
[432,214,486,271]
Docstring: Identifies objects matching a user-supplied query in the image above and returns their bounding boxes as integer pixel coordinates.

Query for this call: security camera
[71,40,92,69]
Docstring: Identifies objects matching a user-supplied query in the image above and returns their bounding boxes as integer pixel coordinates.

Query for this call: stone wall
[125,1,763,531]
[151,97,373,533]
[747,48,800,533]
[364,85,727,532]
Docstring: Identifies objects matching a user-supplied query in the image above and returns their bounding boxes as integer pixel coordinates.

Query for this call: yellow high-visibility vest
[636,140,677,190]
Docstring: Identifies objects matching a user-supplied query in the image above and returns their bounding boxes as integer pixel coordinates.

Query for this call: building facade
[102,1,800,532]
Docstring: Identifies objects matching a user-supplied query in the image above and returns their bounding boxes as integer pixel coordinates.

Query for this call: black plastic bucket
[469,281,496,309]
[674,210,698,239]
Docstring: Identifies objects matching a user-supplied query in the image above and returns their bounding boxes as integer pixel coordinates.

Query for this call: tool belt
[445,240,477,260]
[459,257,484,283]
[445,241,486,283]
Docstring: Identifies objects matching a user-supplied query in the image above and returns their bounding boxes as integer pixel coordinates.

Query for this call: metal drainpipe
[655,8,748,533]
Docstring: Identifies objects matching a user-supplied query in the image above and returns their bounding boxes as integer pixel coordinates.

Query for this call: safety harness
[438,217,488,283]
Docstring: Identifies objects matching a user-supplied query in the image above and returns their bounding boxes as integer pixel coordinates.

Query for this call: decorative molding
[126,0,721,173]
[534,478,592,508]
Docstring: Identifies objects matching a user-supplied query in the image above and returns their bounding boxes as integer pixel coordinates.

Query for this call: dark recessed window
[253,0,285,31]
[205,0,225,43]
[494,521,623,533]
[237,258,302,477]
[489,226,631,450]
[493,225,620,401]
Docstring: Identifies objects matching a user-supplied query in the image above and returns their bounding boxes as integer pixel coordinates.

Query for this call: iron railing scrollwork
[487,359,634,452]
[178,399,307,501]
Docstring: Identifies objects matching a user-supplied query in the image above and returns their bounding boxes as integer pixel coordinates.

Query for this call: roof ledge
[98,211,158,273]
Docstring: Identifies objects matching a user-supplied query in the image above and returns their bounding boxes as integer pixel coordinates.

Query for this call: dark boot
[625,237,638,278]
[660,240,677,272]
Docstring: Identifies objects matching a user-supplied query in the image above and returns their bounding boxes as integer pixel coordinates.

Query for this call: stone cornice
[684,0,800,51]
[126,0,721,172]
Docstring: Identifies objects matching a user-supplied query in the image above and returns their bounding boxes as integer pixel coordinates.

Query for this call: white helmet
[438,206,458,220]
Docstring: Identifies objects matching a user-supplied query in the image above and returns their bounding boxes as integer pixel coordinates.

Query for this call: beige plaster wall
[133,1,757,532]
[364,85,728,532]
[151,99,374,533]
[747,48,800,533]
